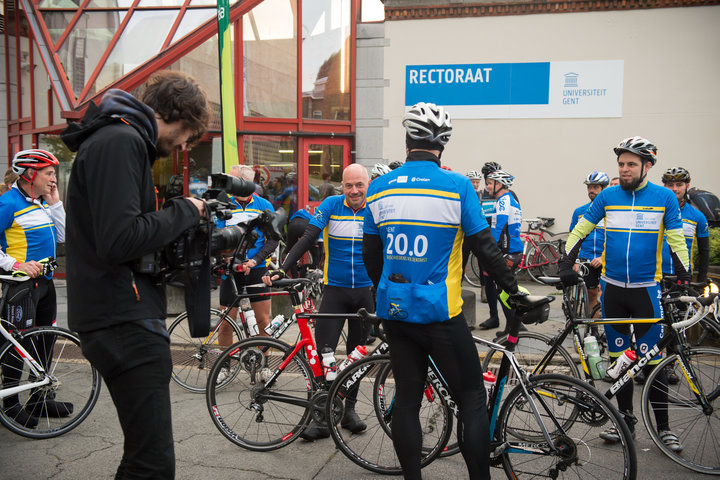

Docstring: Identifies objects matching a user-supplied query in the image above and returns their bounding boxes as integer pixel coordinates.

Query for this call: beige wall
[383,7,720,231]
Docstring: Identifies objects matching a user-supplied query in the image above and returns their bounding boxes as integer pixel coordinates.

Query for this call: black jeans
[79,322,174,480]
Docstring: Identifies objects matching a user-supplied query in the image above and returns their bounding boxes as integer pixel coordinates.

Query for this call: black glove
[558,267,578,287]
[267,269,286,280]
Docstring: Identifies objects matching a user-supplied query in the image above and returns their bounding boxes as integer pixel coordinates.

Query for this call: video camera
[138,173,287,337]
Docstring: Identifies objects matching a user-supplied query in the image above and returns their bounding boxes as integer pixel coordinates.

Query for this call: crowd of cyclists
[1,93,716,480]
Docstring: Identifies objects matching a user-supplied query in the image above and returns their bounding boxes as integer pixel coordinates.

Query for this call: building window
[301,0,350,121]
[243,0,297,119]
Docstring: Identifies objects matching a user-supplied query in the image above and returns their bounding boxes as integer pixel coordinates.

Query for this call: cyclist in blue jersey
[216,165,277,348]
[477,170,523,338]
[569,171,610,312]
[263,163,373,440]
[0,149,70,429]
[559,136,691,452]
[363,102,525,480]
[660,167,709,282]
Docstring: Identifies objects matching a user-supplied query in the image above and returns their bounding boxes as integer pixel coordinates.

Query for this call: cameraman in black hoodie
[61,71,209,479]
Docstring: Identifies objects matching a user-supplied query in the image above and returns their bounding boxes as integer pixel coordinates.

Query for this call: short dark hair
[139,70,210,144]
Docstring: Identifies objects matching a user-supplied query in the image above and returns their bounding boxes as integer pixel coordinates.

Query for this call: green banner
[217,0,238,172]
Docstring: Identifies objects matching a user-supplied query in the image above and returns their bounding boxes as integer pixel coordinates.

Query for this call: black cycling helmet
[388,161,404,170]
[481,161,502,179]
[662,167,691,184]
[403,102,452,147]
[613,136,658,165]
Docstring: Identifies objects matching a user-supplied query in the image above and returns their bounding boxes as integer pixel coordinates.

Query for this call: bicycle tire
[524,243,548,284]
[482,332,580,385]
[205,337,315,451]
[463,252,483,287]
[0,327,101,439]
[497,373,637,479]
[168,308,245,393]
[326,354,452,475]
[537,241,562,278]
[640,346,720,475]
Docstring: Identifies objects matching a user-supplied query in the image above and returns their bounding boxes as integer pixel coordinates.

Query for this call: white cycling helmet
[402,102,452,146]
[371,163,392,179]
[486,170,515,188]
[466,170,483,180]
[584,171,610,187]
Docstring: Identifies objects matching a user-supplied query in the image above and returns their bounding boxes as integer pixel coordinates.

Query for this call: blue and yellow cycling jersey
[364,160,488,324]
[216,194,274,269]
[309,195,371,288]
[661,201,709,275]
[491,191,522,254]
[570,201,606,260]
[566,182,689,287]
[0,185,64,274]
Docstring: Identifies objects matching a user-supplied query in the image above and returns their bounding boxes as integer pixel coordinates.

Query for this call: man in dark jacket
[61,70,209,479]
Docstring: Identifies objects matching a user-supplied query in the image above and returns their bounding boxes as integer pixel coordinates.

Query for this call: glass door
[299,137,351,213]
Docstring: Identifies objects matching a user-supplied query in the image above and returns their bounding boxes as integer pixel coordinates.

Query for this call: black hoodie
[62,90,200,332]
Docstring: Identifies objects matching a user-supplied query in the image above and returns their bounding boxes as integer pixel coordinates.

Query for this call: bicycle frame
[0,322,50,400]
[533,286,717,416]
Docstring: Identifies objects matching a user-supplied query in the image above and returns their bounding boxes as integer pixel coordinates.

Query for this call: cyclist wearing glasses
[363,102,523,480]
[660,167,709,282]
[558,136,690,451]
[0,149,69,428]
[569,171,610,312]
[263,163,373,440]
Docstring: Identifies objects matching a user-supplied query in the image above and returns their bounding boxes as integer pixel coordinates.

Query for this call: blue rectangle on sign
[405,62,550,106]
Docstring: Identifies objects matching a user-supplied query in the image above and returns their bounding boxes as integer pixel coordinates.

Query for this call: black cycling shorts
[219,267,269,305]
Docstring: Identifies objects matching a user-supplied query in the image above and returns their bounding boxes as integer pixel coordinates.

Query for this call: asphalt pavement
[0,278,712,479]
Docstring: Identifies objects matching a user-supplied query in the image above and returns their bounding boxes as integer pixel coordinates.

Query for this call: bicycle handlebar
[669,293,719,331]
[357,308,382,327]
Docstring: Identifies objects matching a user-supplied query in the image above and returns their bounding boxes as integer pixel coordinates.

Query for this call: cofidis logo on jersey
[405,60,623,119]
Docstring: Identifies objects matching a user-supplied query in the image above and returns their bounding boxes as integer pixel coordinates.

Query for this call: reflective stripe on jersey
[310,195,371,288]
[565,182,689,287]
[365,160,487,324]
[570,201,605,260]
[661,202,710,275]
[217,194,274,269]
[0,187,59,271]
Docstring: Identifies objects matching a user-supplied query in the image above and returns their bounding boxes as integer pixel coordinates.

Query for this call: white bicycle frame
[0,274,51,400]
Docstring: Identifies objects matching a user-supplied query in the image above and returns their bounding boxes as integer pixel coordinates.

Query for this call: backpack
[688,188,720,228]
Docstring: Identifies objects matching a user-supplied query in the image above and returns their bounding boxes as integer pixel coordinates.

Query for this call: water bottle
[321,347,337,381]
[583,335,605,380]
[337,345,367,372]
[483,371,497,405]
[264,314,285,335]
[240,298,259,336]
[605,349,637,381]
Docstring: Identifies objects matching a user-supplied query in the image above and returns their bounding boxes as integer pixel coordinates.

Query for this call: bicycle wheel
[463,252,483,287]
[0,327,101,439]
[482,332,580,385]
[327,354,452,475]
[497,374,636,479]
[524,243,548,284]
[537,241,562,278]
[205,337,315,451]
[168,308,245,393]
[641,346,720,475]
